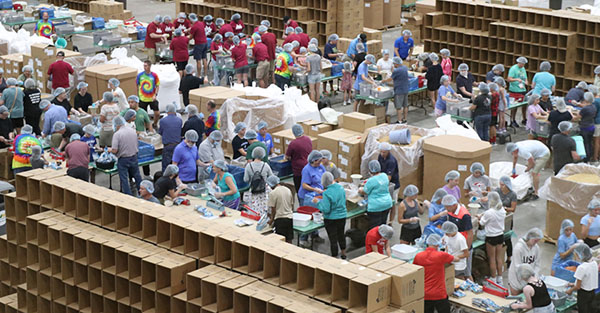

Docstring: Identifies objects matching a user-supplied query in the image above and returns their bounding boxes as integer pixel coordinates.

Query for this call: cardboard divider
[128,250,149,285]
[140,286,155,311]
[51,182,66,212]
[129,282,141,308]
[330,265,360,309]
[314,264,335,303]
[217,275,256,312]
[232,238,256,274]
[15,222,26,246]
[155,292,171,313]
[199,227,221,264]
[348,268,391,313]
[141,255,162,290]
[116,245,135,280]
[4,193,15,222]
[169,219,190,254]
[279,254,301,290]
[103,297,117,312]
[201,271,240,311]
[156,217,172,248]
[127,207,146,239]
[142,210,162,243]
[156,255,196,296]
[172,292,187,313]
[115,203,131,234]
[87,236,108,270]
[88,196,103,225]
[27,203,41,217]
[15,198,28,222]
[75,189,91,219]
[63,187,78,216]
[26,243,38,269]
[87,267,102,295]
[74,262,87,288]
[15,169,45,199]
[102,241,121,274]
[184,224,202,257]
[73,232,92,265]
[215,232,241,269]
[250,288,275,313]
[233,284,257,313]
[101,199,118,230]
[48,224,66,256]
[101,271,116,299]
[60,257,74,285]
[38,248,50,275]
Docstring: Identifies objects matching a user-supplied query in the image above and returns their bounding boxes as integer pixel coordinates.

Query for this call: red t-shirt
[252,42,269,62]
[47,60,74,89]
[144,22,163,49]
[231,44,248,68]
[298,33,310,48]
[261,32,277,60]
[170,36,189,62]
[286,20,299,29]
[210,41,223,60]
[219,23,234,36]
[365,226,386,254]
[160,22,174,39]
[190,21,207,44]
[223,40,233,51]
[283,33,299,46]
[230,20,244,34]
[491,92,499,117]
[285,135,312,176]
[413,247,455,301]
[205,23,217,38]
[174,19,191,30]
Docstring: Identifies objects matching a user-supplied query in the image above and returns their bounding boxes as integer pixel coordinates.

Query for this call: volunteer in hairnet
[397,185,424,244]
[442,170,461,201]
[212,159,241,210]
[551,219,579,276]
[153,164,187,204]
[359,160,394,229]
[495,175,517,268]
[198,130,225,179]
[580,198,600,248]
[506,141,550,200]
[443,194,474,280]
[414,233,459,313]
[551,121,580,174]
[510,264,555,313]
[256,121,273,155]
[441,221,468,279]
[267,176,294,243]
[463,162,491,209]
[109,116,143,196]
[139,180,160,204]
[314,172,347,258]
[508,227,543,295]
[297,150,326,246]
[478,192,506,286]
[365,224,394,255]
[565,244,598,313]
[172,130,210,184]
[427,188,448,225]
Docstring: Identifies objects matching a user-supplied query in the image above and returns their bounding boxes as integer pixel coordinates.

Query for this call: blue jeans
[117,155,142,196]
[474,115,491,142]
[162,143,177,172]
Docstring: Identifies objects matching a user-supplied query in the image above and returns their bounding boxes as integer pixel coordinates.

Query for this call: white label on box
[274,137,280,144]
[285,139,291,145]
[274,148,281,154]
[36,59,42,67]
[0,60,3,64]
[384,0,389,2]
[5,69,10,74]
[311,126,318,131]
[45,49,54,56]
[340,170,347,179]
[458,165,467,171]
[365,2,370,7]
[27,60,33,67]
[340,156,348,166]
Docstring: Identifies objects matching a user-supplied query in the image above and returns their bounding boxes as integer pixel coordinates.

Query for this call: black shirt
[473,94,491,118]
[74,92,93,113]
[548,110,572,137]
[23,88,41,117]
[181,115,204,147]
[551,133,577,174]
[179,75,204,106]
[52,98,71,115]
[0,118,12,149]
[425,64,443,90]
[378,154,400,190]
[539,98,552,112]
[324,42,337,61]
[153,176,177,199]
[232,135,248,159]
[63,123,84,139]
[353,53,366,76]
[456,73,475,98]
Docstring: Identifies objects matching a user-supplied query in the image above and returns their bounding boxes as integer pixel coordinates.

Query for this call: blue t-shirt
[593,98,600,124]
[551,232,578,271]
[158,114,183,145]
[346,38,367,57]
[428,202,447,225]
[81,135,97,162]
[172,141,199,182]
[435,85,455,111]
[257,133,273,154]
[353,62,369,91]
[298,164,326,201]
[392,65,409,95]
[531,72,556,96]
[581,213,600,237]
[364,173,393,212]
[394,37,414,59]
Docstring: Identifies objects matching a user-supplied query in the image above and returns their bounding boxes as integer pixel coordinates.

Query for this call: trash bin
[0,181,16,236]
[549,0,562,9]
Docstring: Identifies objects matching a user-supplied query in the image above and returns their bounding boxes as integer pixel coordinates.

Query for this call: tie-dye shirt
[205,111,220,135]
[275,52,293,79]
[12,134,42,169]
[136,71,160,102]
[35,20,54,38]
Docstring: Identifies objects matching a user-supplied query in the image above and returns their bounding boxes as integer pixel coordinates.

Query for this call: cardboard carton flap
[423,135,491,158]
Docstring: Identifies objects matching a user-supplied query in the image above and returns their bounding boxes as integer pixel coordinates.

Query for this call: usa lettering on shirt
[522,255,536,264]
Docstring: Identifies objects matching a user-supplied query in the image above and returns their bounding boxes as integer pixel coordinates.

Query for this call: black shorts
[400,225,422,243]
[193,43,208,60]
[235,66,249,75]
[274,218,293,242]
[139,100,159,112]
[11,117,24,128]
[491,115,498,126]
[486,234,504,246]
[176,61,188,72]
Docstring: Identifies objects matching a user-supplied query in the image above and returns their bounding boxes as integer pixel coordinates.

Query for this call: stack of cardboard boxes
[22,44,82,94]
[336,0,364,38]
[89,0,132,21]
[0,54,24,80]
[84,64,138,107]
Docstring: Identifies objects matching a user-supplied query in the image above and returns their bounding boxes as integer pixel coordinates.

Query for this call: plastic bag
[539,163,600,215]
[489,162,532,200]
[219,97,289,142]
[97,151,117,163]
[435,114,480,140]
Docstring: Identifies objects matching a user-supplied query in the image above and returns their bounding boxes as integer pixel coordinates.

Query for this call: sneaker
[511,120,520,128]
[340,254,347,260]
[521,119,527,125]
[401,119,408,124]
[496,276,503,286]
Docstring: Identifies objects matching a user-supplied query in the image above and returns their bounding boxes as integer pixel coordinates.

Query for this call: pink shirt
[441,58,453,78]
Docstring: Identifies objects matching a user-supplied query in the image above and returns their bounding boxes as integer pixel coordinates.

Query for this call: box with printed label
[386,262,424,306]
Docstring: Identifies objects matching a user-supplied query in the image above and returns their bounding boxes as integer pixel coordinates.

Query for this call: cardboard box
[383,0,402,26]
[351,253,389,267]
[445,264,455,296]
[395,298,424,313]
[339,112,377,133]
[317,129,356,163]
[422,135,491,201]
[272,129,296,155]
[364,0,384,30]
[546,200,585,240]
[369,257,406,273]
[348,267,391,312]
[386,263,424,307]
[363,28,383,41]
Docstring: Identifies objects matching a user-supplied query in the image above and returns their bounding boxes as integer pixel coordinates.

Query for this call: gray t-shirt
[464,174,491,209]
[306,54,321,76]
[495,187,517,208]
[198,139,224,163]
[112,127,139,158]
[243,161,273,183]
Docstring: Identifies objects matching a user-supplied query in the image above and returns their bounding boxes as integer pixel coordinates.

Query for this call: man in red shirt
[295,27,310,48]
[160,15,174,39]
[230,36,248,86]
[282,16,298,38]
[229,13,244,35]
[259,25,276,84]
[283,27,299,45]
[47,51,74,93]
[170,28,190,77]
[365,225,394,255]
[413,234,458,313]
[252,34,269,88]
[174,12,191,32]
[218,19,233,36]
[189,14,208,81]
[145,15,167,63]
[285,124,312,193]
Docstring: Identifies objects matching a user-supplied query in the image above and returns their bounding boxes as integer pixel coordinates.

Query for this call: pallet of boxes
[21,44,82,94]
[84,63,138,114]
[89,0,132,21]
[0,165,442,312]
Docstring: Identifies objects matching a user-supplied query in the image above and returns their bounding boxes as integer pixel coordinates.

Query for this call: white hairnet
[328,34,339,42]
[257,121,268,130]
[292,124,303,137]
[70,134,81,142]
[458,63,469,71]
[113,116,126,128]
[252,147,266,160]
[517,264,536,281]
[123,109,136,121]
[540,88,551,97]
[244,129,257,140]
[185,130,199,142]
[308,150,323,163]
[185,64,195,74]
[53,121,66,132]
[516,56,528,64]
[426,233,442,246]
[470,162,485,174]
[499,176,513,191]
[164,164,179,177]
[392,57,402,65]
[140,180,154,193]
[378,224,394,240]
[209,130,223,141]
[445,170,460,182]
[584,92,595,103]
[574,243,593,262]
[368,160,381,173]
[214,160,228,171]
[492,64,505,72]
[365,54,376,63]
[39,99,51,110]
[587,198,600,210]
[21,125,33,135]
[103,91,114,103]
[506,143,518,153]
[403,185,418,197]
[596,65,600,75]
[321,172,334,188]
[442,195,458,206]
[83,124,95,135]
[440,75,449,84]
[528,94,540,106]
[523,227,543,241]
[108,78,120,87]
[479,82,490,94]
[320,150,332,160]
[539,61,551,72]
[24,79,36,89]
[488,191,502,210]
[402,29,412,36]
[441,221,458,234]
[379,142,392,151]
[429,53,439,62]
[185,104,198,116]
[267,175,280,188]
[577,81,588,89]
[440,48,451,57]
[560,219,574,235]
[234,122,246,133]
[432,188,448,202]
[128,95,139,103]
[558,121,572,133]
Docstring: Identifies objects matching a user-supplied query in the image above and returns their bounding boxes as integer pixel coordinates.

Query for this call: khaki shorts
[532,153,551,174]
[146,48,156,63]
[256,61,270,81]
[99,129,114,148]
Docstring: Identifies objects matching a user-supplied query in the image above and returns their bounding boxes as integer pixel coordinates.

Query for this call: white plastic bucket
[389,129,411,145]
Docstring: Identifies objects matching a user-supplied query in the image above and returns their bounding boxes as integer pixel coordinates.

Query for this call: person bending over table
[510,264,555,313]
[359,160,393,230]
[285,124,312,194]
[413,234,459,313]
[427,188,448,225]
[580,198,600,248]
[524,94,548,140]
[551,219,579,276]
[506,141,550,200]
[551,121,579,175]
[267,176,294,243]
[397,185,423,245]
[245,130,268,163]
[565,244,599,313]
[153,164,187,204]
[365,224,394,256]
[139,180,160,204]
[297,150,326,247]
[352,54,377,112]
[507,228,542,296]
[314,172,347,259]
[64,134,90,182]
[435,75,459,117]
[212,160,241,210]
[173,130,210,184]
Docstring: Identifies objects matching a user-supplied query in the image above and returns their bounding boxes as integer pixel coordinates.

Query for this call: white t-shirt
[516,140,550,160]
[377,58,394,72]
[574,260,599,291]
[443,233,468,270]
[480,207,506,237]
[113,87,129,112]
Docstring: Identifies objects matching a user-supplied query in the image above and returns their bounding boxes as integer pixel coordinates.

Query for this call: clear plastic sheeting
[219,97,288,142]
[64,54,108,92]
[489,161,532,200]
[539,163,600,215]
[435,114,480,140]
[152,64,181,111]
[360,124,440,179]
[0,23,54,54]
[107,47,144,71]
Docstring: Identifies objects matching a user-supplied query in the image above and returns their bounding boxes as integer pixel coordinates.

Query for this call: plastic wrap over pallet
[219,97,289,143]
[435,114,480,140]
[539,163,600,215]
[360,124,441,179]
[489,162,532,200]
[0,24,54,54]
[64,53,108,93]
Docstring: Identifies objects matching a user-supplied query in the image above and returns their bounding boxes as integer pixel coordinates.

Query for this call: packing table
[450,100,528,123]
[3,16,72,31]
[355,86,429,114]
[90,155,162,189]
[60,25,118,41]
[292,206,367,246]
[94,39,144,53]
[290,74,343,88]
[449,279,528,313]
